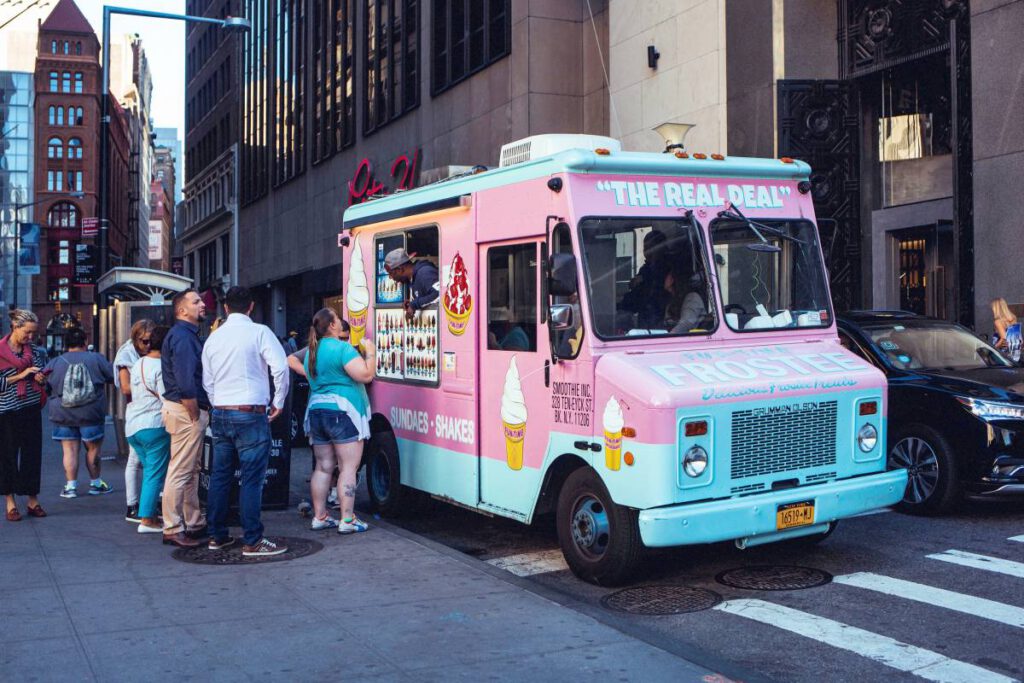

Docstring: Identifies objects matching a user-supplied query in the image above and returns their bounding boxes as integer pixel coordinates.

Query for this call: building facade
[31,0,131,334]
[154,127,184,203]
[608,0,1021,334]
[0,71,35,325]
[181,0,242,299]
[230,0,608,335]
[149,145,176,271]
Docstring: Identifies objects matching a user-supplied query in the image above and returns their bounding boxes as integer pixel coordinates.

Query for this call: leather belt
[214,404,267,414]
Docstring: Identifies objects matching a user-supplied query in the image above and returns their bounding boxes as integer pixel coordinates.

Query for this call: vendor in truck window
[384,248,440,321]
[619,230,671,328]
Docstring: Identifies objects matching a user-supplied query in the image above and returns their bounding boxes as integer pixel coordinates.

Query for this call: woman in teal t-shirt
[303,308,376,533]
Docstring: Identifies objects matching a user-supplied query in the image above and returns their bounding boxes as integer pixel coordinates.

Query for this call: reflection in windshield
[579,218,715,339]
[865,323,1012,371]
[710,219,831,331]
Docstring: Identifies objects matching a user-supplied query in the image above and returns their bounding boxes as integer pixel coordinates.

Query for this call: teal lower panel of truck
[637,468,908,547]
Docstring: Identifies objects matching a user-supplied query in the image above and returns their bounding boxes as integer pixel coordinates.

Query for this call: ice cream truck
[341,134,907,585]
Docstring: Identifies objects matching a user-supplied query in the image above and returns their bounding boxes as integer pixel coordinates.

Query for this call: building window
[62,72,71,92]
[74,72,83,93]
[486,243,538,352]
[48,106,57,125]
[48,137,63,159]
[431,0,509,96]
[220,234,231,276]
[51,40,58,54]
[242,0,270,205]
[273,0,306,186]
[68,106,83,126]
[199,241,217,289]
[47,170,63,192]
[50,277,71,302]
[48,203,79,228]
[66,171,82,191]
[68,137,83,158]
[58,240,71,265]
[364,0,420,135]
[63,41,69,55]
[312,0,355,163]
[75,42,82,55]
[49,71,58,92]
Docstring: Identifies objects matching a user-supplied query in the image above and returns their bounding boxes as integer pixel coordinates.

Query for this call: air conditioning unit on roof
[498,134,622,168]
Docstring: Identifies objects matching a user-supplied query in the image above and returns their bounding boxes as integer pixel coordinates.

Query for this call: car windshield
[710,218,831,331]
[862,322,1012,371]
[578,217,716,339]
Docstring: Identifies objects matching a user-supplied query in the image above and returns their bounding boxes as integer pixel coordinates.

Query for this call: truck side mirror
[549,304,574,330]
[549,252,578,296]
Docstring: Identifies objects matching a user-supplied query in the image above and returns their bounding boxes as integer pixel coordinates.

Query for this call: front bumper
[638,469,908,548]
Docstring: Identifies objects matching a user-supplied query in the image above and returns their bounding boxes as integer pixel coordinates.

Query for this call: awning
[96,267,193,303]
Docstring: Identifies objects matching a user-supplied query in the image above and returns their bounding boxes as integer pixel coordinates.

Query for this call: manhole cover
[600,585,722,615]
[716,565,832,591]
[171,537,323,565]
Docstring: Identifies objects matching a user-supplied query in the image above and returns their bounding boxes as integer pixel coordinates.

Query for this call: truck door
[477,239,548,517]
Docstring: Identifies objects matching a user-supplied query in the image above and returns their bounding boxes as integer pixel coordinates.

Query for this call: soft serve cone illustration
[603,396,624,471]
[346,236,370,347]
[501,355,528,470]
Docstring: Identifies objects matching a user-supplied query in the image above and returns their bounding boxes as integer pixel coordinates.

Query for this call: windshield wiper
[717,205,807,250]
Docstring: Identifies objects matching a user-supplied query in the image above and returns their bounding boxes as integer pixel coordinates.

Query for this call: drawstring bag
[59,356,98,408]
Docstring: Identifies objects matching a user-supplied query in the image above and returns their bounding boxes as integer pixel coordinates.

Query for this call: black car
[838,311,1024,514]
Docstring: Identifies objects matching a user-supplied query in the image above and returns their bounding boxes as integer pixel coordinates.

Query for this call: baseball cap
[384,248,413,271]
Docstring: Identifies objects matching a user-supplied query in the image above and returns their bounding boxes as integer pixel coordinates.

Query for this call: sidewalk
[1,429,715,682]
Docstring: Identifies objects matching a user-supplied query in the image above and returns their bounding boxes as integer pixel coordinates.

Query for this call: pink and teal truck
[341,134,907,585]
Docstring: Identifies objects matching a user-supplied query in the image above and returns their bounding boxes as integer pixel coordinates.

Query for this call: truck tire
[365,428,407,516]
[556,467,643,586]
[888,423,960,515]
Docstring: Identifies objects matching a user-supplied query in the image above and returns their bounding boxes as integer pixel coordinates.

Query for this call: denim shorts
[52,424,105,442]
[308,409,359,446]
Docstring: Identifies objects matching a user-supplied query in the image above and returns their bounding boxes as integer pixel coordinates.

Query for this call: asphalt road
[369,493,1024,683]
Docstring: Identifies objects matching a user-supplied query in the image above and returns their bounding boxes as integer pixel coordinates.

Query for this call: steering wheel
[724,304,747,315]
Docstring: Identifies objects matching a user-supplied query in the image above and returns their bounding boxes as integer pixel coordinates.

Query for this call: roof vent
[499,134,622,167]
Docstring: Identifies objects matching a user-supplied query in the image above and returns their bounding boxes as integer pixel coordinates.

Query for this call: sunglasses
[139,338,152,346]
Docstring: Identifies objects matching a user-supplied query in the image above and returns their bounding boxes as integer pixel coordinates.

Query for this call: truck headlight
[682,446,708,477]
[857,424,878,452]
[956,397,1024,421]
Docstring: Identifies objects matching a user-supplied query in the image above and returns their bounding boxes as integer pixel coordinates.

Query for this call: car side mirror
[549,252,578,296]
[549,304,574,330]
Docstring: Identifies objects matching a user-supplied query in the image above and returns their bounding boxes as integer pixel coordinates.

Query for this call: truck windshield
[578,217,716,339]
[710,218,832,331]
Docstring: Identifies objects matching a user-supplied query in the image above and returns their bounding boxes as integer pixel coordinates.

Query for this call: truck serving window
[710,218,831,332]
[579,217,715,339]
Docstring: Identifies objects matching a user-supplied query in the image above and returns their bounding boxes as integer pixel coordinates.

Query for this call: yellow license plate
[776,501,815,530]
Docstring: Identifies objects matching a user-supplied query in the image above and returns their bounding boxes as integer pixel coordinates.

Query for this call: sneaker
[208,536,237,551]
[326,490,340,510]
[338,517,369,535]
[137,519,163,534]
[125,506,141,523]
[88,480,114,496]
[241,538,288,557]
[60,484,77,499]
[310,515,338,531]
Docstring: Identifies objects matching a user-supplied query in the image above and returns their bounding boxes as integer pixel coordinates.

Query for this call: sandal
[26,504,47,518]
[6,508,22,522]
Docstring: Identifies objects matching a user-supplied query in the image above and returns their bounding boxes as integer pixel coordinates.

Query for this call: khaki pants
[161,402,209,534]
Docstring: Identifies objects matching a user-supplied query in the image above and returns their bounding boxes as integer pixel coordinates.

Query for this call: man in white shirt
[201,286,289,557]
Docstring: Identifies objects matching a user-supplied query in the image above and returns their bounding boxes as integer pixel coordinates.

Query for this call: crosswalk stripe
[485,549,568,577]
[715,599,1015,683]
[927,550,1024,579]
[834,572,1024,629]
[1009,535,1024,544]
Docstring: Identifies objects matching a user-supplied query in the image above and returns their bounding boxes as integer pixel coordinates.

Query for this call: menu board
[374,308,439,384]
[375,235,405,305]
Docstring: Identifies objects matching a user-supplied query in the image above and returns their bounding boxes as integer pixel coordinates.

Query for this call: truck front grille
[730,400,838,480]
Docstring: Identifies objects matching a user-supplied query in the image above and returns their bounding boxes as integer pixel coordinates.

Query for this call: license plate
[776,501,815,530]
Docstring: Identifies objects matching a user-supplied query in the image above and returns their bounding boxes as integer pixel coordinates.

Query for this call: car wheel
[556,468,643,586]
[888,424,960,515]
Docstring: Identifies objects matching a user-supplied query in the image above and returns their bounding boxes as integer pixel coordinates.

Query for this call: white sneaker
[338,517,369,534]
[137,521,163,534]
[326,490,340,510]
[311,515,338,531]
[60,484,77,499]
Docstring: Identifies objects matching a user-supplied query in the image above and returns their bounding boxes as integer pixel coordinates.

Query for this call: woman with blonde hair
[0,309,48,521]
[303,308,375,533]
[991,298,1022,363]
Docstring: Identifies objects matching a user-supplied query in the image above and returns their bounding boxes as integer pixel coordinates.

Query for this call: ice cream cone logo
[442,251,473,335]
[501,355,528,470]
[603,396,624,471]
[346,235,370,347]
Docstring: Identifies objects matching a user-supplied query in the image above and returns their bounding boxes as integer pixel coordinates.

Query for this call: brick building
[31,0,130,335]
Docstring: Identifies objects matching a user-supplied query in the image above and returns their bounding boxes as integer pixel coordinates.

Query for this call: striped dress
[0,344,48,413]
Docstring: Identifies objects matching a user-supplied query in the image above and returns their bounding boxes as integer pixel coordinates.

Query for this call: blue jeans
[208,410,271,546]
[126,427,170,519]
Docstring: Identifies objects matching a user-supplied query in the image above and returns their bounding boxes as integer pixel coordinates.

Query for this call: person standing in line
[284,331,299,354]
[160,289,209,548]
[304,308,375,534]
[202,286,290,556]
[114,319,155,522]
[126,325,171,534]
[44,327,115,498]
[1,310,48,522]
